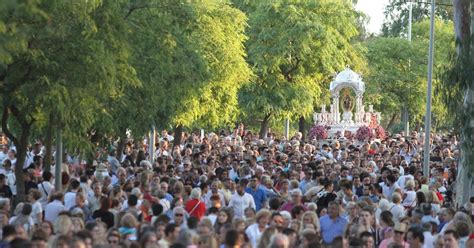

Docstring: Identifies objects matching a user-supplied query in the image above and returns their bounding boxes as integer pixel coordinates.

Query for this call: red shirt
[185,199,206,220]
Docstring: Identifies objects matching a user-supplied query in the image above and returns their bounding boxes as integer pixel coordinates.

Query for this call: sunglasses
[175,213,184,217]
[108,239,119,244]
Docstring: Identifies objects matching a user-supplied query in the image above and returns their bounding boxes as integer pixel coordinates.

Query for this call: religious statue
[343,94,353,111]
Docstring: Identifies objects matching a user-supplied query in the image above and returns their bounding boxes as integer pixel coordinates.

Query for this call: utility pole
[149,126,156,163]
[55,128,62,191]
[423,0,435,177]
[284,119,290,139]
[404,0,413,136]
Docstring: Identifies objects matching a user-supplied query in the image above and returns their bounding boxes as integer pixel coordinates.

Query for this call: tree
[382,0,453,37]
[0,0,140,201]
[122,1,251,146]
[411,19,455,129]
[238,0,363,138]
[445,0,473,206]
[364,37,427,130]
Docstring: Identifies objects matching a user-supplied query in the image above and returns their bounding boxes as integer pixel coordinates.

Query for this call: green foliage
[382,0,453,37]
[412,19,455,129]
[239,0,363,125]
[364,37,427,126]
[123,1,250,134]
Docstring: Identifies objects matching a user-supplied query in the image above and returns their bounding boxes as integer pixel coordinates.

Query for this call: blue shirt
[245,186,267,211]
[320,215,348,244]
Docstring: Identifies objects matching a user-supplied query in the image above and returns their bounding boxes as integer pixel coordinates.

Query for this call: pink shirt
[379,238,409,248]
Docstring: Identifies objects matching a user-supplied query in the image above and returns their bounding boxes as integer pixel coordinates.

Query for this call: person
[279,189,307,212]
[443,229,459,248]
[38,171,54,209]
[44,192,65,222]
[64,179,81,210]
[406,226,424,248]
[268,233,289,248]
[92,196,114,229]
[245,209,271,248]
[158,223,180,248]
[245,176,267,211]
[360,231,375,248]
[320,201,348,245]
[228,179,255,219]
[185,188,206,220]
[378,222,409,248]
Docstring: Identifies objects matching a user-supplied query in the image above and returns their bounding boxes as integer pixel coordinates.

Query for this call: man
[358,207,375,234]
[64,179,81,210]
[379,222,409,248]
[0,174,12,200]
[228,179,255,219]
[204,181,226,209]
[88,183,103,213]
[70,193,92,221]
[44,192,65,222]
[245,176,267,211]
[268,233,289,248]
[360,231,374,248]
[0,145,8,164]
[406,227,424,248]
[280,189,307,212]
[270,212,285,231]
[38,171,54,209]
[2,160,16,197]
[443,230,459,248]
[171,206,186,228]
[158,223,180,248]
[319,201,348,245]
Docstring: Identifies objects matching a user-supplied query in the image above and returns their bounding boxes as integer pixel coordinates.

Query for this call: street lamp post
[423,0,435,176]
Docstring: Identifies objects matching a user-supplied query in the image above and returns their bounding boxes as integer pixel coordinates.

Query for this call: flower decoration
[355,125,373,141]
[374,125,386,139]
[308,125,329,140]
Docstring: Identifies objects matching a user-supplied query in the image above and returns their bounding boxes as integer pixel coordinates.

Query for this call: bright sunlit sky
[355,0,390,34]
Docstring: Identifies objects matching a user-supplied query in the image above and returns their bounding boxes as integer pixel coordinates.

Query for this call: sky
[355,0,390,34]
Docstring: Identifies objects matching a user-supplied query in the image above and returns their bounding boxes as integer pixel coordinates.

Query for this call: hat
[394,222,408,233]
[291,188,302,196]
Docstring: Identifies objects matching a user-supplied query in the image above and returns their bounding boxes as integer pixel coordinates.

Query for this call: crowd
[0,125,470,248]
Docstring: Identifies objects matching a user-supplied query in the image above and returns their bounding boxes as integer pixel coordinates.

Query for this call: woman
[185,188,206,220]
[139,231,158,248]
[377,211,394,246]
[257,227,278,248]
[301,211,320,234]
[198,234,218,248]
[402,180,417,209]
[93,196,115,228]
[245,209,271,248]
[278,179,290,203]
[214,208,233,235]
[28,189,43,226]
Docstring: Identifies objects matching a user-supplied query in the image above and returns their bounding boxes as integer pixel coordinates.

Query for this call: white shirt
[390,204,406,223]
[402,190,417,207]
[245,223,266,248]
[5,170,16,195]
[0,152,7,164]
[423,231,436,248]
[38,181,54,208]
[397,175,414,191]
[31,201,43,225]
[228,192,255,219]
[64,191,77,210]
[44,200,65,222]
[203,191,226,209]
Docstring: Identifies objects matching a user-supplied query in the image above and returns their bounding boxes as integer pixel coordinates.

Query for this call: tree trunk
[44,121,53,172]
[298,116,306,140]
[116,135,126,161]
[14,131,29,203]
[173,124,183,148]
[453,0,472,207]
[386,113,398,131]
[259,114,271,139]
